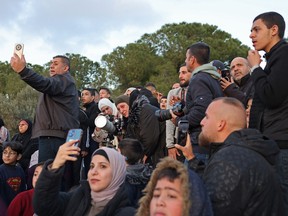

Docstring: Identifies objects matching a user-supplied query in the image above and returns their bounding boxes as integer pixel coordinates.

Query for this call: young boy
[8,162,44,216]
[0,141,26,210]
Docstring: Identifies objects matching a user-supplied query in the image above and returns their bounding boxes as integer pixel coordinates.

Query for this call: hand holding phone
[177,120,189,146]
[66,129,83,147]
[14,43,24,59]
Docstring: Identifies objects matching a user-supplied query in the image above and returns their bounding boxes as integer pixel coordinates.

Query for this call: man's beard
[180,80,189,88]
[198,132,211,149]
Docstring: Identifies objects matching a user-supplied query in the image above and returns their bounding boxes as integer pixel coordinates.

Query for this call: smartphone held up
[14,43,24,59]
[177,120,189,146]
[66,129,83,148]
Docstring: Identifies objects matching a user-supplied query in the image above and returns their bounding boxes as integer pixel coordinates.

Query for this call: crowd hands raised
[1,11,288,216]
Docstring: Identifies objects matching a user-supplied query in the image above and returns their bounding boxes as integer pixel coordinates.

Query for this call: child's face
[32,165,43,188]
[2,147,19,165]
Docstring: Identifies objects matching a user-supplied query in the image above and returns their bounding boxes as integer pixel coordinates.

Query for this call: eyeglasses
[3,151,17,156]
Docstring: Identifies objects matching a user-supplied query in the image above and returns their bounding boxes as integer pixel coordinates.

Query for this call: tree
[101,22,250,95]
[101,43,161,91]
[0,86,39,136]
[66,53,101,90]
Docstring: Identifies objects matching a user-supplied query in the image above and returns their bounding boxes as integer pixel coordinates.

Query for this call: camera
[155,102,185,121]
[177,120,189,146]
[95,115,123,136]
[221,69,230,81]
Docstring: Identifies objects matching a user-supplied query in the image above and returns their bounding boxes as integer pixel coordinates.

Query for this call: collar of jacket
[192,63,221,80]
[264,39,287,60]
[234,73,251,87]
[83,101,95,109]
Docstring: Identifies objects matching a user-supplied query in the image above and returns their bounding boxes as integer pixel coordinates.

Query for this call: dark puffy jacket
[126,94,166,166]
[203,129,284,216]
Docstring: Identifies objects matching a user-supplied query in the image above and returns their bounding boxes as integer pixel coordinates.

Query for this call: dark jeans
[38,136,73,191]
[38,136,65,162]
[276,148,288,213]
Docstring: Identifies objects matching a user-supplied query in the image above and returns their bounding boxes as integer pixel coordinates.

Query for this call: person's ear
[63,65,69,72]
[17,153,22,161]
[218,120,226,131]
[271,24,279,37]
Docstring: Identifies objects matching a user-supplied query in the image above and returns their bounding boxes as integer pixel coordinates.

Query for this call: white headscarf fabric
[98,98,118,116]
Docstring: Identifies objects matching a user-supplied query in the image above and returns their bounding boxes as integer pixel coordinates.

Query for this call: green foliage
[0,21,251,134]
[102,22,250,95]
[66,53,101,90]
[101,43,161,91]
[0,86,38,136]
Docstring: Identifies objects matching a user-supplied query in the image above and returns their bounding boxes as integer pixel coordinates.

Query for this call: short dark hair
[53,55,70,69]
[118,138,144,165]
[99,86,111,94]
[2,141,23,154]
[0,118,5,127]
[254,11,286,39]
[187,42,210,65]
[145,82,156,89]
[82,88,97,96]
[157,167,180,182]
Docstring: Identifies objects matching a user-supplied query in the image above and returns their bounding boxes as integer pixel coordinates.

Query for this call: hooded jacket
[125,163,153,207]
[136,157,213,216]
[126,93,166,166]
[177,63,223,145]
[203,129,284,216]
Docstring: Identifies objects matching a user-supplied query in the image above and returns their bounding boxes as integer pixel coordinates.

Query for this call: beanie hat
[114,95,130,106]
[211,60,225,71]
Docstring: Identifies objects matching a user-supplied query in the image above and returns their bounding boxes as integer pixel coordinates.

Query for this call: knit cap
[114,95,129,106]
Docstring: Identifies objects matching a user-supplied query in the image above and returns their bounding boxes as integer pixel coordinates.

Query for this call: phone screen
[177,120,189,146]
[66,129,83,147]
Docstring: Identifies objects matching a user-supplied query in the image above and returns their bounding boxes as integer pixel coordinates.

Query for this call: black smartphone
[66,129,83,147]
[177,120,189,146]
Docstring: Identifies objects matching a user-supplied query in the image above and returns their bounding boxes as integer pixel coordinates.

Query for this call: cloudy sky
[1,0,287,65]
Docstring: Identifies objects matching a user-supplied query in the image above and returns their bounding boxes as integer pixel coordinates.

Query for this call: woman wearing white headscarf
[33,142,135,216]
[93,98,123,148]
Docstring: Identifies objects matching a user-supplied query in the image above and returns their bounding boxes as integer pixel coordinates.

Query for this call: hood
[225,129,280,165]
[126,163,153,185]
[192,63,221,80]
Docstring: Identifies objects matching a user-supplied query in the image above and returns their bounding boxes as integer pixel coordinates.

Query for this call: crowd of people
[0,11,287,216]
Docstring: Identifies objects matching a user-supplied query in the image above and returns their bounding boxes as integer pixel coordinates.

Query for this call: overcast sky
[1,0,287,65]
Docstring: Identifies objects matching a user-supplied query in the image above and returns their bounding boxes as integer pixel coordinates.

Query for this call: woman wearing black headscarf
[12,119,38,172]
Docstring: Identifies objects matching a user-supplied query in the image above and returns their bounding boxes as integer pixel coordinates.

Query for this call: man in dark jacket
[171,42,223,163]
[117,91,166,167]
[80,88,101,178]
[220,57,254,107]
[247,11,288,212]
[10,54,79,162]
[176,97,284,216]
